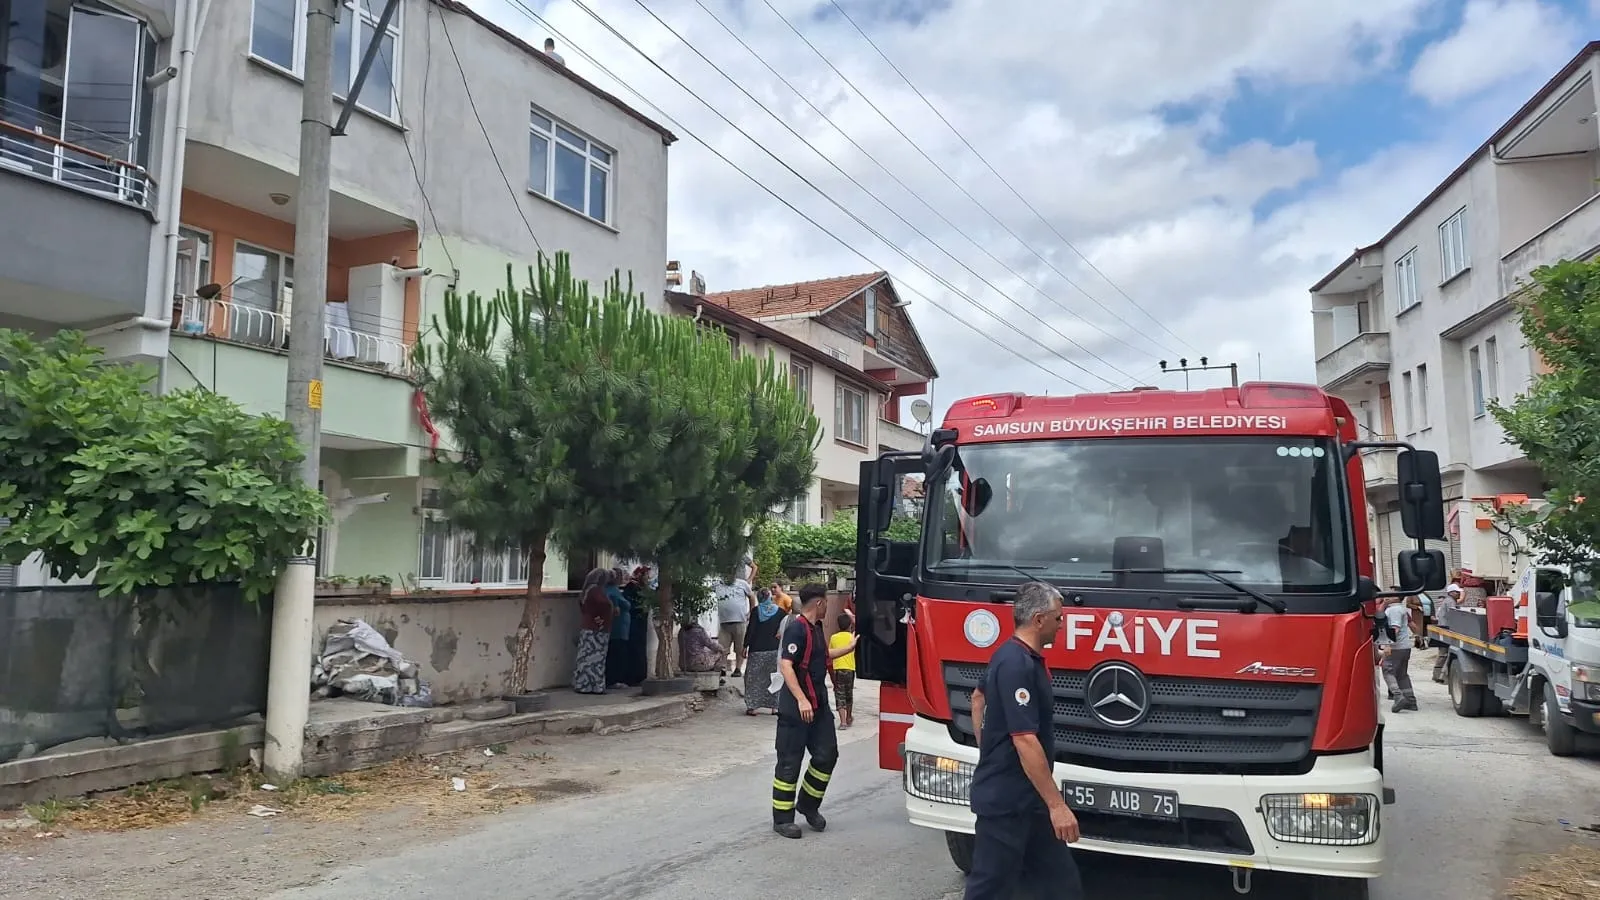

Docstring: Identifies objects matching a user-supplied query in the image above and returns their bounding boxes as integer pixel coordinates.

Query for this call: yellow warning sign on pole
[308,380,323,410]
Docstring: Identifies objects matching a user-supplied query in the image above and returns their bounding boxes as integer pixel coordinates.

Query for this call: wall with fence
[0,586,271,764]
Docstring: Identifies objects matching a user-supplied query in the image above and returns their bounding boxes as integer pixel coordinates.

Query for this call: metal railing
[173,296,412,374]
[0,97,156,209]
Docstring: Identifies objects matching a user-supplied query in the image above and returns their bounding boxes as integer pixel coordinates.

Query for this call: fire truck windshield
[923,436,1353,595]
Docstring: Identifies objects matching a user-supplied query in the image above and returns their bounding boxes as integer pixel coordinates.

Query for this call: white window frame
[1402,370,1415,435]
[864,286,877,336]
[248,0,403,121]
[1469,345,1485,418]
[835,382,867,447]
[1485,336,1500,402]
[790,359,812,406]
[1416,363,1430,429]
[1394,248,1420,312]
[174,225,213,299]
[528,105,613,224]
[417,483,529,588]
[1438,207,1469,282]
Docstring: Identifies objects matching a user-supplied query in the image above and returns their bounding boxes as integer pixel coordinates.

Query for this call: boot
[773,821,802,839]
[802,809,827,832]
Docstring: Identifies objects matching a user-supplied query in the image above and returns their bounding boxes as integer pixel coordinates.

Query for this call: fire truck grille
[943,663,1324,776]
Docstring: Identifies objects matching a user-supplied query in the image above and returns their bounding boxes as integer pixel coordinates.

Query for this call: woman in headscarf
[605,567,633,689]
[741,589,785,715]
[572,567,614,694]
[678,620,725,673]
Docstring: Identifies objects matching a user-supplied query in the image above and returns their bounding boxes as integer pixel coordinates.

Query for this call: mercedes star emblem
[1084,661,1150,728]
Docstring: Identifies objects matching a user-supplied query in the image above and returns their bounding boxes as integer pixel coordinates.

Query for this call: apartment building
[683,271,938,523]
[1308,42,1600,582]
[1,0,674,591]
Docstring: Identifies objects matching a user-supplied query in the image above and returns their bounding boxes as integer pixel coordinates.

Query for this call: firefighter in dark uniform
[771,583,858,838]
[964,581,1084,899]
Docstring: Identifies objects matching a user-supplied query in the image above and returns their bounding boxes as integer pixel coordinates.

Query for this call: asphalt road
[268,677,1600,900]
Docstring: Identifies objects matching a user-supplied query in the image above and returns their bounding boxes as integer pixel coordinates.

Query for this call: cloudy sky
[469,0,1599,417]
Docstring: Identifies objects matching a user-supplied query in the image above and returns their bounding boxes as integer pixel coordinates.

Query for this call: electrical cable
[816,0,1197,353]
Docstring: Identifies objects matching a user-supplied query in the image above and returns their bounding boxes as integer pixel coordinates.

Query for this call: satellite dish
[910,399,933,425]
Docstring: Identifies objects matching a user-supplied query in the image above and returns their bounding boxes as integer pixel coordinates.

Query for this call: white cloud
[464,0,1568,417]
[1409,0,1575,106]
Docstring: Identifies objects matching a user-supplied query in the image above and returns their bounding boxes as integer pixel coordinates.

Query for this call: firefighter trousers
[771,709,838,824]
[964,812,1084,900]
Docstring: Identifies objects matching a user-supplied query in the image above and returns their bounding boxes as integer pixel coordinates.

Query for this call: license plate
[1061,781,1180,820]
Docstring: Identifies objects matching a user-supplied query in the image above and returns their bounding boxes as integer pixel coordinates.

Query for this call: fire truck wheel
[945,830,974,874]
[1447,659,1488,717]
[1544,682,1579,757]
[1305,875,1371,899]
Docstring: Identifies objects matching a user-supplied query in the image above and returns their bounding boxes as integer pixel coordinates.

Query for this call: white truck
[1431,561,1600,754]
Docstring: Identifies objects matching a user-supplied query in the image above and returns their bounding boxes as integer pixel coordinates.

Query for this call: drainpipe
[150,0,209,393]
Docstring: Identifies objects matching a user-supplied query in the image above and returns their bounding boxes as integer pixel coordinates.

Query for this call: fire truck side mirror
[1396,449,1446,541]
[1396,548,1447,592]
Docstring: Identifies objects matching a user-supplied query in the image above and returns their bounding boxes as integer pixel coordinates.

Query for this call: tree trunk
[508,535,548,694]
[652,572,677,679]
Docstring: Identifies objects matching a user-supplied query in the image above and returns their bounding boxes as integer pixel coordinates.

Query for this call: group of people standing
[572,566,651,694]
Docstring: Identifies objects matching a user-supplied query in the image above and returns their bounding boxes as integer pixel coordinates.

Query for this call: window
[1394,249,1420,312]
[250,0,402,119]
[173,226,212,296]
[1470,346,1485,417]
[232,241,294,346]
[417,486,529,586]
[1439,207,1469,282]
[1416,363,1430,429]
[785,493,807,524]
[1485,337,1500,402]
[789,360,812,405]
[0,1,154,204]
[864,286,877,336]
[835,383,867,446]
[1402,370,1415,434]
[528,107,611,223]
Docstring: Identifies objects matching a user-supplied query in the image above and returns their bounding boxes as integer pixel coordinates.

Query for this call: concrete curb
[418,694,702,756]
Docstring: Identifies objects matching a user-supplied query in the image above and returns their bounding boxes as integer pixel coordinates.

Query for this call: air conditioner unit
[346,263,408,370]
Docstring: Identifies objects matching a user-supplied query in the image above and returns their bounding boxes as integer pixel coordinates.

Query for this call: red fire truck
[853,382,1448,898]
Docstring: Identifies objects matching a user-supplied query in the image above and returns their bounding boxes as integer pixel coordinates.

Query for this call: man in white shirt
[1379,597,1420,712]
[1432,583,1463,683]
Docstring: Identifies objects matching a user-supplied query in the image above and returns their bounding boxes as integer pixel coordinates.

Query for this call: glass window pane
[528,133,549,194]
[361,27,395,116]
[332,10,353,95]
[589,145,610,164]
[555,124,585,147]
[251,0,297,68]
[62,6,142,192]
[530,110,552,133]
[553,142,585,211]
[587,165,607,220]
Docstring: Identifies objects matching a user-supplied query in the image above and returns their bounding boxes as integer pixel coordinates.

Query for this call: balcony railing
[1501,191,1600,297]
[878,417,925,452]
[0,98,156,210]
[173,297,412,375]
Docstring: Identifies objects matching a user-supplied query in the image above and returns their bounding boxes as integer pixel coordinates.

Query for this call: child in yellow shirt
[829,612,856,729]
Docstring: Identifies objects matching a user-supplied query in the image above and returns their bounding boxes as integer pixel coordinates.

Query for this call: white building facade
[1309,43,1600,584]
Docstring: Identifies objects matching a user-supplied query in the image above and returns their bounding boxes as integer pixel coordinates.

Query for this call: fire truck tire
[1448,659,1488,717]
[1305,875,1371,899]
[1545,683,1579,757]
[945,831,974,874]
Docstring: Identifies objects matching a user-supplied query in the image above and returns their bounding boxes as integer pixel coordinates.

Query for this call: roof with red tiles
[702,272,886,319]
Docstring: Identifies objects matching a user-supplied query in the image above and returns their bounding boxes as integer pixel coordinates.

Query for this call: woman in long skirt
[573,567,614,694]
[742,590,784,715]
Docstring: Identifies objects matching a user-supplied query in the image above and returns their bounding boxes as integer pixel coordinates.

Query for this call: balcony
[167,298,419,450]
[878,417,924,453]
[1315,332,1390,393]
[1500,192,1600,297]
[1360,448,1398,492]
[0,101,158,328]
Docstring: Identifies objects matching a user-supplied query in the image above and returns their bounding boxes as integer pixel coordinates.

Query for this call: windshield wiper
[1103,567,1288,614]
[929,561,1049,581]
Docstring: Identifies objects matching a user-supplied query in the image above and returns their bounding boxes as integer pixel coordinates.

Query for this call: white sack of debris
[311,618,433,707]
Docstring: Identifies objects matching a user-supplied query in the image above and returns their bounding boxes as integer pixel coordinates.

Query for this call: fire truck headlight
[1259,793,1379,845]
[905,752,974,805]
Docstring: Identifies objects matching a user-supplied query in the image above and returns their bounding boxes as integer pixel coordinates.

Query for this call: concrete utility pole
[1159,357,1239,390]
[265,0,338,784]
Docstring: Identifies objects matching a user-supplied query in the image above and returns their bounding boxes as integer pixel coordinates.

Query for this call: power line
[543,0,1120,389]
[492,0,1094,392]
[817,0,1196,354]
[648,0,1152,376]
[438,9,542,254]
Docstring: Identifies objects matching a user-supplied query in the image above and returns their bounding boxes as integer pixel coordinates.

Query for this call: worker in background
[1432,583,1463,683]
[770,584,857,839]
[1379,595,1420,712]
[964,581,1083,899]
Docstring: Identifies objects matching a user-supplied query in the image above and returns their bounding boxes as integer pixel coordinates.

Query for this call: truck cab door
[854,453,923,684]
